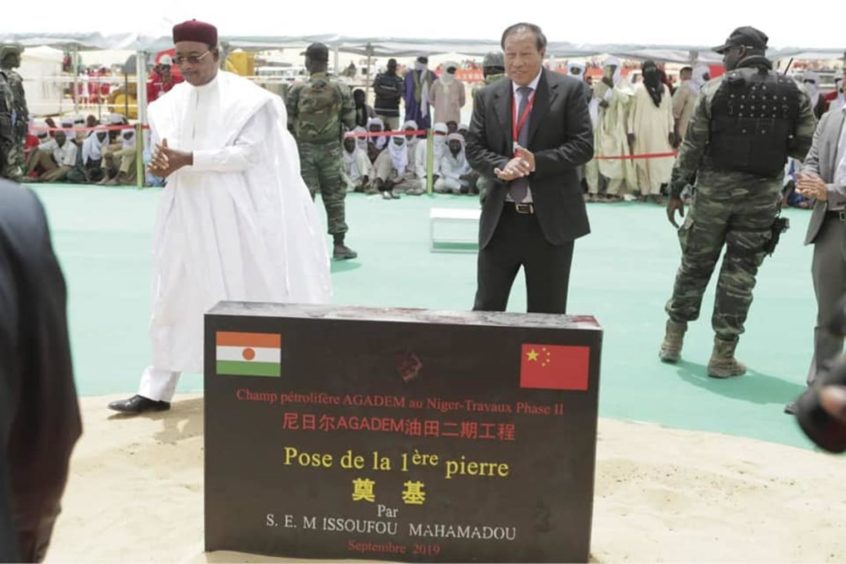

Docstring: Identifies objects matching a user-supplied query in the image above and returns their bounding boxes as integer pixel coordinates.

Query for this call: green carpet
[31,184,821,450]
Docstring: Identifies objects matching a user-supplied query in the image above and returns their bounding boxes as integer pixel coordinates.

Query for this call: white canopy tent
[2,31,842,63]
[19,45,65,116]
[1,32,842,119]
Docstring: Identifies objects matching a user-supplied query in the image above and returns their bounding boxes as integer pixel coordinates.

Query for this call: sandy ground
[44,394,846,563]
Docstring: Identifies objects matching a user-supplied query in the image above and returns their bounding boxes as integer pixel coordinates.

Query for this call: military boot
[658,319,687,363]
[332,234,358,260]
[707,336,746,378]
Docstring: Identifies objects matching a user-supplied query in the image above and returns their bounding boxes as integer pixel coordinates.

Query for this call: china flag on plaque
[519,344,590,391]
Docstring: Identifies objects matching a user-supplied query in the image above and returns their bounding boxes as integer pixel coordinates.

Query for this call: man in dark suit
[0,180,81,561]
[466,22,594,314]
[786,105,846,414]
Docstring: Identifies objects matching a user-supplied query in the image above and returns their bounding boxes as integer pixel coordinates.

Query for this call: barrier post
[135,123,144,189]
[364,43,373,100]
[426,128,434,195]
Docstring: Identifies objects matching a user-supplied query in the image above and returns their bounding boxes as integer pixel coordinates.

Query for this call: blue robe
[403,70,437,129]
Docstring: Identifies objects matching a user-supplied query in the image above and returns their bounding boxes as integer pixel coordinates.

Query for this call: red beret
[172,19,218,47]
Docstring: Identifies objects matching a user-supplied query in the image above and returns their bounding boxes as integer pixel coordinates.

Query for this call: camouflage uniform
[665,56,816,342]
[472,52,506,203]
[1,44,28,173]
[286,71,355,237]
[0,69,21,181]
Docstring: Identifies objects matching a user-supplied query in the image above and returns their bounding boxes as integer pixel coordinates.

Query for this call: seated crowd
[15,53,841,214]
[342,114,479,200]
[25,113,140,186]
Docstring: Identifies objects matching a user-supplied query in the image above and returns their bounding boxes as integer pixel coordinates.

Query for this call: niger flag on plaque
[520,344,589,391]
[216,332,281,377]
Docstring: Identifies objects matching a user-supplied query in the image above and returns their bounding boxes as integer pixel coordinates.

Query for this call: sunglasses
[173,50,212,65]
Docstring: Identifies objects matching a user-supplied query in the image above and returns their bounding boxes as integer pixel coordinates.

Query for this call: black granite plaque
[204,303,602,562]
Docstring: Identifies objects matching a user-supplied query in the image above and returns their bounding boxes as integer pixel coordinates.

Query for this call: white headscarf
[403,120,419,148]
[342,133,368,180]
[413,59,433,119]
[352,126,368,151]
[388,134,408,172]
[440,61,459,87]
[343,133,358,167]
[121,129,136,150]
[568,61,586,77]
[367,117,387,150]
[445,132,467,165]
[82,126,107,163]
[588,97,600,128]
[832,78,846,112]
[432,122,449,160]
[603,57,623,87]
[688,64,710,95]
[803,71,821,108]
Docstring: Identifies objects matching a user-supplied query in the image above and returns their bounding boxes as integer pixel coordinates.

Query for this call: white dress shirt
[506,68,542,203]
[829,107,846,210]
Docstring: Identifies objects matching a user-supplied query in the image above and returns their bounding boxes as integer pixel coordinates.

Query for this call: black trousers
[473,205,575,314]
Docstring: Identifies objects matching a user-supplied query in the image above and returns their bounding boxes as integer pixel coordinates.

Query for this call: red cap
[172,19,218,47]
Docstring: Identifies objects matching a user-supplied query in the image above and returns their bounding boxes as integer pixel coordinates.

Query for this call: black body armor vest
[709,66,800,176]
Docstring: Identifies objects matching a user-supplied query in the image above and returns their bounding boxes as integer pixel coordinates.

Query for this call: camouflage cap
[712,26,768,54]
[0,43,24,59]
[482,51,504,69]
[304,42,329,62]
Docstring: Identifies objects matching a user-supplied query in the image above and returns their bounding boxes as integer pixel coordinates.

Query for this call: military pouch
[763,215,790,256]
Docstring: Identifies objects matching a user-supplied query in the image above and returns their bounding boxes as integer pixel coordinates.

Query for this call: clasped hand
[148,138,192,178]
[795,172,828,201]
[494,145,534,182]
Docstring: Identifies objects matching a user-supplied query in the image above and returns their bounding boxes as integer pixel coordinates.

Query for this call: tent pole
[137,50,147,125]
[135,50,148,189]
[333,45,340,76]
[123,72,129,118]
[426,129,434,195]
[365,43,372,100]
[135,122,144,190]
[72,45,79,117]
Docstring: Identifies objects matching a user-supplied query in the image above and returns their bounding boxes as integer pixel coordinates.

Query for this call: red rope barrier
[30,124,150,133]
[593,151,677,160]
[344,129,429,139]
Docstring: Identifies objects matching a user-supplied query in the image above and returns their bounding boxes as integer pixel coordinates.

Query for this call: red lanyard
[511,89,535,152]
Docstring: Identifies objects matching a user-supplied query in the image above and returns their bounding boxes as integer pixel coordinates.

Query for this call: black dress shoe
[108,394,170,414]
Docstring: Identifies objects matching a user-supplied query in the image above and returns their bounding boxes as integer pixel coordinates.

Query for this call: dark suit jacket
[466,68,594,248]
[802,108,846,244]
[0,181,81,561]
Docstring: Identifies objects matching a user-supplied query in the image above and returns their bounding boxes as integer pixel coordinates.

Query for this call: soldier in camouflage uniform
[659,27,817,377]
[286,43,357,260]
[1,44,27,176]
[0,47,21,181]
[472,52,506,203]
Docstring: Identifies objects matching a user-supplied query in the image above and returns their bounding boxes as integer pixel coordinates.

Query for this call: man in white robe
[585,57,636,200]
[413,121,448,188]
[672,64,709,143]
[108,19,330,415]
[341,132,371,192]
[627,59,675,199]
[428,62,465,125]
[401,120,426,195]
[371,134,422,198]
[434,133,472,194]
